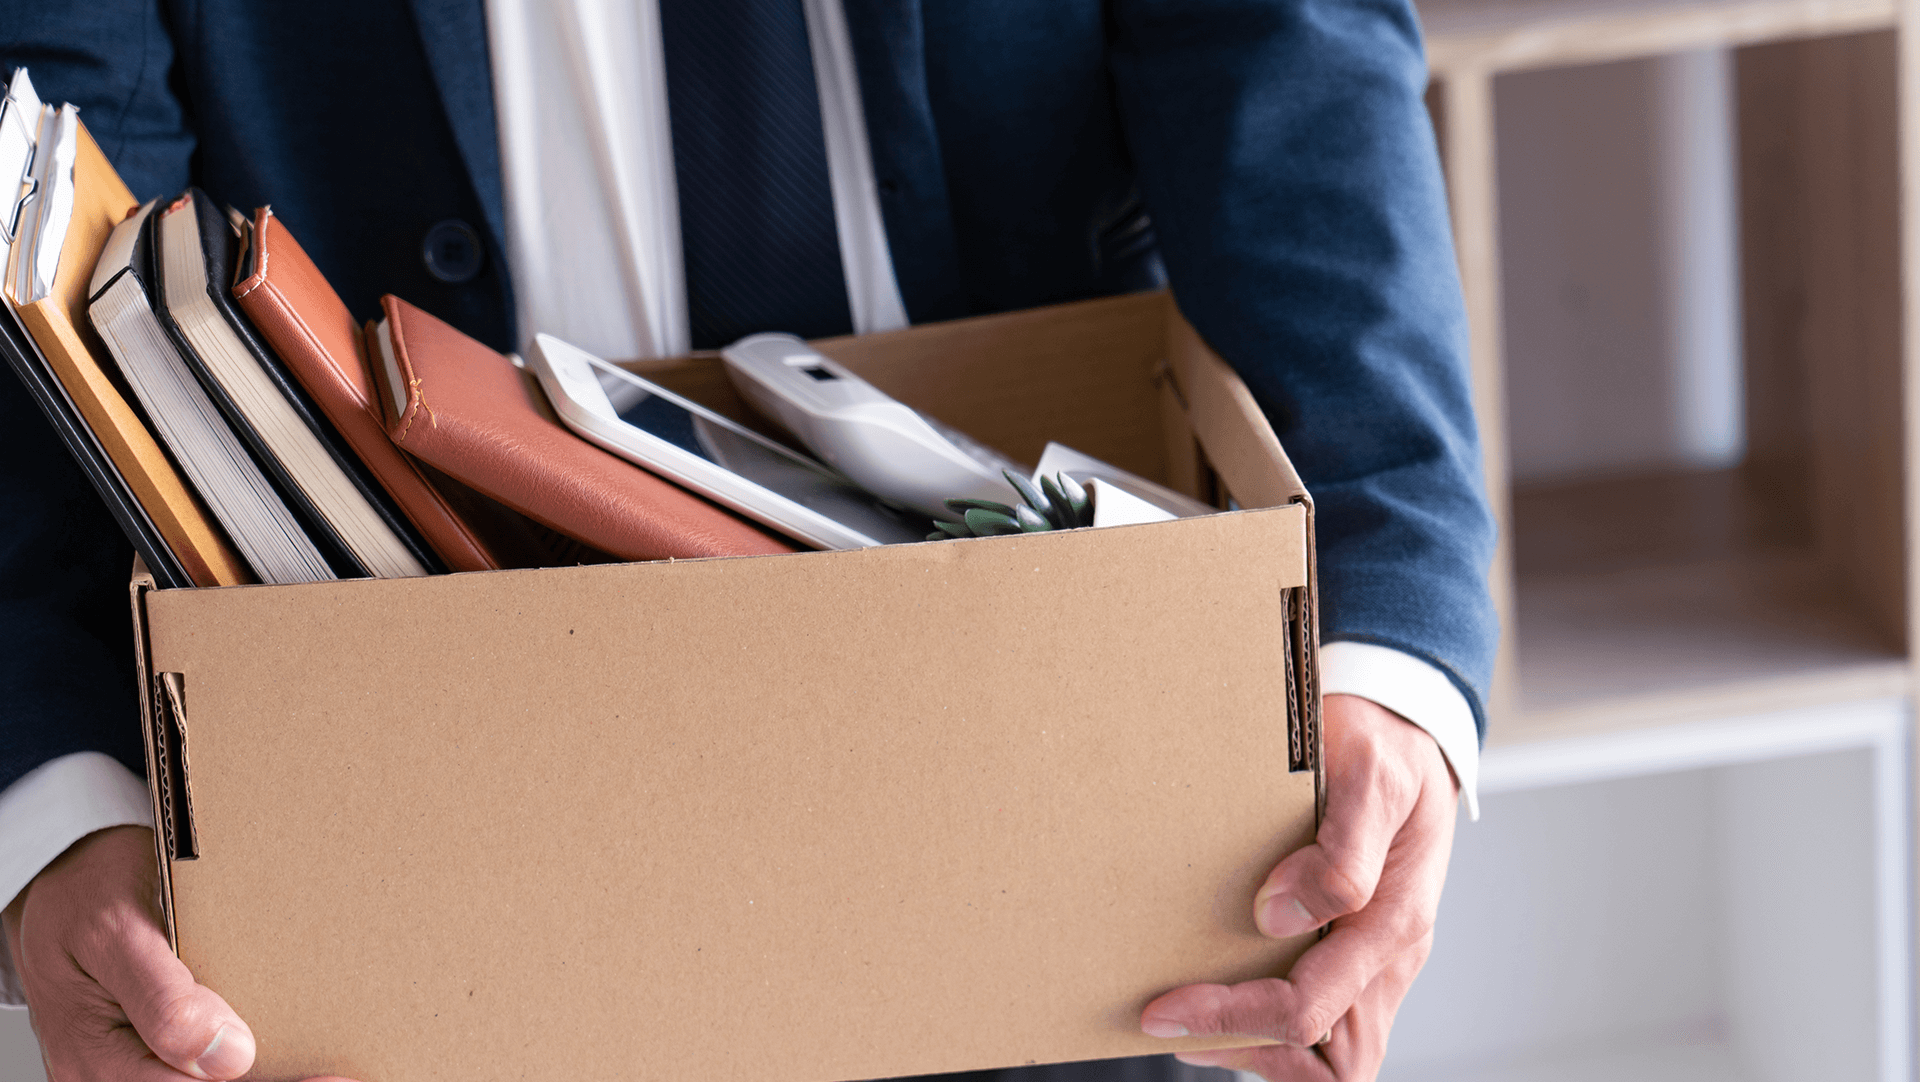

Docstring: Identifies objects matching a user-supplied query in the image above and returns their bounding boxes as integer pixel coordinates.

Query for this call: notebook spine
[148,192,367,579]
[212,215,445,574]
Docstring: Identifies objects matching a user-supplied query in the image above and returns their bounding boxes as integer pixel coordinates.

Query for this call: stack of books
[0,69,790,588]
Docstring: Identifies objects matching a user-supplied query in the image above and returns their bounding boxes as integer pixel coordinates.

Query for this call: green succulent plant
[926,471,1092,541]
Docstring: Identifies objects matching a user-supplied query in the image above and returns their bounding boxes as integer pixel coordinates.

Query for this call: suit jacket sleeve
[1108,0,1500,737]
[0,367,148,792]
[0,0,196,794]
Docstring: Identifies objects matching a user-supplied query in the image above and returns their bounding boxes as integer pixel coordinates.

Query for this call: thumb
[1250,778,1403,940]
[74,913,256,1080]
[1251,696,1428,939]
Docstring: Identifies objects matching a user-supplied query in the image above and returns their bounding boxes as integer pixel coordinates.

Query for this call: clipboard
[0,70,189,586]
[0,67,41,256]
[0,67,249,588]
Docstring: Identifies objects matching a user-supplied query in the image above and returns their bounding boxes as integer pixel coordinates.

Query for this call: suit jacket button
[422,219,484,283]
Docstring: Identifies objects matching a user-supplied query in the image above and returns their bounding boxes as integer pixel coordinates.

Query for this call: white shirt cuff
[0,752,153,1007]
[1319,641,1481,820]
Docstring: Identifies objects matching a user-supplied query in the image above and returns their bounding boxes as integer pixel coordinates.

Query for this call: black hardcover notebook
[206,196,442,574]
[92,200,334,584]
[147,191,436,579]
[0,305,192,588]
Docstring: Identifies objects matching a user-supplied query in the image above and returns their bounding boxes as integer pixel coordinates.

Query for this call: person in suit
[0,1,1496,1080]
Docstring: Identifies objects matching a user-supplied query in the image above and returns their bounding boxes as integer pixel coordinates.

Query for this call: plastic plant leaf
[1058,474,1091,526]
[946,497,1017,518]
[1039,474,1075,530]
[1006,472,1050,516]
[964,507,1022,535]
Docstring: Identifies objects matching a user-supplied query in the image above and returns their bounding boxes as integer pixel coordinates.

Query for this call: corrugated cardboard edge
[128,554,178,951]
[155,672,199,861]
[1165,307,1325,824]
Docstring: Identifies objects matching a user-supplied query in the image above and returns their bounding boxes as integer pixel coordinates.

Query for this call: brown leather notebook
[14,125,251,586]
[230,208,506,573]
[375,295,796,561]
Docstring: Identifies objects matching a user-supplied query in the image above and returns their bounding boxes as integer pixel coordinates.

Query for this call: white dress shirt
[0,753,153,1004]
[484,0,905,360]
[0,0,1480,1007]
[1321,642,1481,820]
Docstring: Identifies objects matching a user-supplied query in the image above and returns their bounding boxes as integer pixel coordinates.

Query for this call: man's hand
[1139,693,1459,1081]
[6,825,255,1081]
[4,824,362,1082]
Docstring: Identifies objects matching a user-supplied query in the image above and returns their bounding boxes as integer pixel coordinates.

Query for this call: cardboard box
[130,290,1323,1082]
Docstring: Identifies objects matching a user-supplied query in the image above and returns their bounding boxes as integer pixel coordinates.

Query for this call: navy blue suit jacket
[0,0,1498,795]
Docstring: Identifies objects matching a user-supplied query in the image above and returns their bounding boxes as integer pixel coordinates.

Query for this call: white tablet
[526,334,931,550]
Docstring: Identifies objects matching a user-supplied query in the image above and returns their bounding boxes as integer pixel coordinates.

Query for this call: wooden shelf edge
[1425,0,1896,76]
[1494,657,1911,746]
[1482,685,1907,793]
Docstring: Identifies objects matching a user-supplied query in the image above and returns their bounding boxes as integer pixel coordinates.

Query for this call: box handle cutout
[1281,588,1304,773]
[152,672,199,861]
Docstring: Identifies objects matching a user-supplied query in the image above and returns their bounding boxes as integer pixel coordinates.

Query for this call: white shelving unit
[1397,0,1918,1076]
[1389,702,1909,1081]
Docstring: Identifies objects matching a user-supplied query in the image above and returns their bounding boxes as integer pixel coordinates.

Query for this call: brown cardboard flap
[1165,307,1311,511]
[127,555,178,951]
[1163,307,1323,799]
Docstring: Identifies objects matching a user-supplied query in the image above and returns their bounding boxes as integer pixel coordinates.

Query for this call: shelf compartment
[1507,467,1907,738]
[1388,736,1902,1081]
[1484,31,1907,742]
[1513,548,1907,734]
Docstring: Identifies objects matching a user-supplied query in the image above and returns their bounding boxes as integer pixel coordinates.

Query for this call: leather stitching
[232,213,269,298]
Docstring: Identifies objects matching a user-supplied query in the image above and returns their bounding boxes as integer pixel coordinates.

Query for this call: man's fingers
[1148,936,1436,1082]
[1174,1043,1330,1080]
[1254,842,1385,939]
[1313,933,1434,1082]
[1141,979,1337,1075]
[69,904,255,1081]
[1252,697,1430,939]
[1274,766,1457,1046]
[1140,968,1342,1051]
[1265,920,1412,1051]
[1146,709,1460,1059]
[37,1024,251,1082]
[93,951,254,1080]
[1142,699,1460,1080]
[1141,978,1320,1048]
